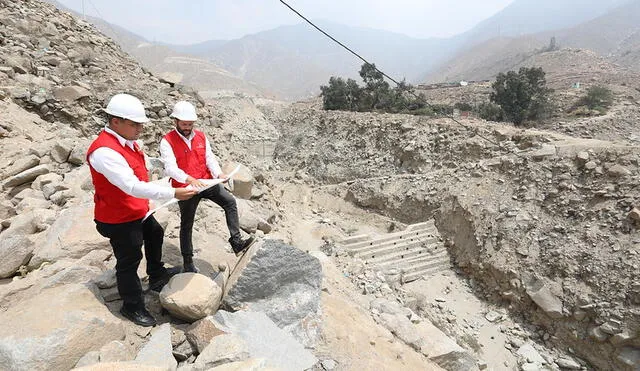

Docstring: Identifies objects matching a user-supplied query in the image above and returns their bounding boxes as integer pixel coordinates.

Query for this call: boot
[229,235,256,257]
[183,256,199,273]
[120,304,156,327]
[149,266,181,292]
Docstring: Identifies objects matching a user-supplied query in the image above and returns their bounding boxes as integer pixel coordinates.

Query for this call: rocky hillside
[271,92,640,369]
[44,0,269,99]
[425,0,640,83]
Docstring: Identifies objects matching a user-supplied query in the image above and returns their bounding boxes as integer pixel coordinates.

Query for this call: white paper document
[142,165,241,222]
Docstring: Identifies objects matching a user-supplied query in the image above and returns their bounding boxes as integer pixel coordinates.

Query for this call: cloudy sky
[55,0,515,44]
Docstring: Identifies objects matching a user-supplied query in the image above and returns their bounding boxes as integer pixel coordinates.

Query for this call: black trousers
[178,184,240,258]
[95,215,167,308]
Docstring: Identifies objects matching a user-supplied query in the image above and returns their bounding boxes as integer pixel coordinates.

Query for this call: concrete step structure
[339,220,451,283]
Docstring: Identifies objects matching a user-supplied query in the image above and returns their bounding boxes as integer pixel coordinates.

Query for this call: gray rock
[589,326,609,342]
[377,313,423,350]
[32,173,63,191]
[2,155,40,178]
[611,330,636,345]
[51,140,74,163]
[237,200,271,235]
[0,235,34,278]
[213,310,317,371]
[531,145,556,160]
[159,273,222,322]
[0,284,125,371]
[617,347,640,368]
[29,205,110,269]
[15,197,51,214]
[43,183,68,200]
[2,164,50,189]
[93,268,117,289]
[222,163,253,200]
[5,55,30,74]
[68,143,87,165]
[485,311,503,323]
[321,359,338,370]
[135,323,177,371]
[159,72,183,86]
[222,239,322,347]
[75,351,100,368]
[9,87,30,100]
[556,357,581,370]
[172,340,194,362]
[99,340,131,363]
[192,333,249,369]
[524,278,563,319]
[186,317,226,354]
[53,86,91,103]
[607,164,631,177]
[517,343,546,364]
[576,151,589,163]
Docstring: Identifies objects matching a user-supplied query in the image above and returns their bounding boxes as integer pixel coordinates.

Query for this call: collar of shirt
[105,126,139,151]
[174,128,196,142]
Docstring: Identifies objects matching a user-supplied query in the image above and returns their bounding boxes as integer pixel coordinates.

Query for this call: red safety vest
[163,130,212,187]
[86,131,150,223]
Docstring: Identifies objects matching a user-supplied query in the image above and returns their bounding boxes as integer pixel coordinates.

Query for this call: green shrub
[454,102,473,111]
[581,85,614,111]
[477,102,504,122]
[490,67,553,125]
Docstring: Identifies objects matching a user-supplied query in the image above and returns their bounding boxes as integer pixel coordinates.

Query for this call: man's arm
[204,137,223,178]
[90,147,176,200]
[159,138,190,183]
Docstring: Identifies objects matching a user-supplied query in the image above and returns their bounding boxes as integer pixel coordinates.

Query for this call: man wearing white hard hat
[160,101,254,273]
[87,93,197,327]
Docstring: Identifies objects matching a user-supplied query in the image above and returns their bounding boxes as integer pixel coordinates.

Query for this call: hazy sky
[55,0,515,44]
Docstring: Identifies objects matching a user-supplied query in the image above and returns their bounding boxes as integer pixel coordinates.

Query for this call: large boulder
[159,273,222,322]
[0,284,125,371]
[222,239,322,346]
[213,310,318,371]
[29,204,110,269]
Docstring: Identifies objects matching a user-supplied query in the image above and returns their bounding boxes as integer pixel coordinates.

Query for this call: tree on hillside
[319,63,428,115]
[359,63,392,110]
[320,76,362,111]
[490,67,553,125]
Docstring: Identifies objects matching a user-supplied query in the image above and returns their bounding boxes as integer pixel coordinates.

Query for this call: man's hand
[217,173,230,183]
[187,176,207,189]
[174,188,197,200]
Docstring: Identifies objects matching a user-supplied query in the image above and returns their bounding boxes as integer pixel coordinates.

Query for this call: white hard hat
[170,101,198,121]
[103,93,150,123]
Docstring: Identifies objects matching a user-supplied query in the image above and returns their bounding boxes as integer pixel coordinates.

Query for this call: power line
[85,0,124,46]
[278,0,506,150]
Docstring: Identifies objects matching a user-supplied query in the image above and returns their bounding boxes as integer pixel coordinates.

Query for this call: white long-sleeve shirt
[88,127,175,200]
[159,129,222,183]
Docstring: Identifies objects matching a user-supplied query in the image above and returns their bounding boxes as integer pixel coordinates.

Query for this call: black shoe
[183,261,199,273]
[149,266,182,292]
[230,235,256,257]
[120,305,156,327]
